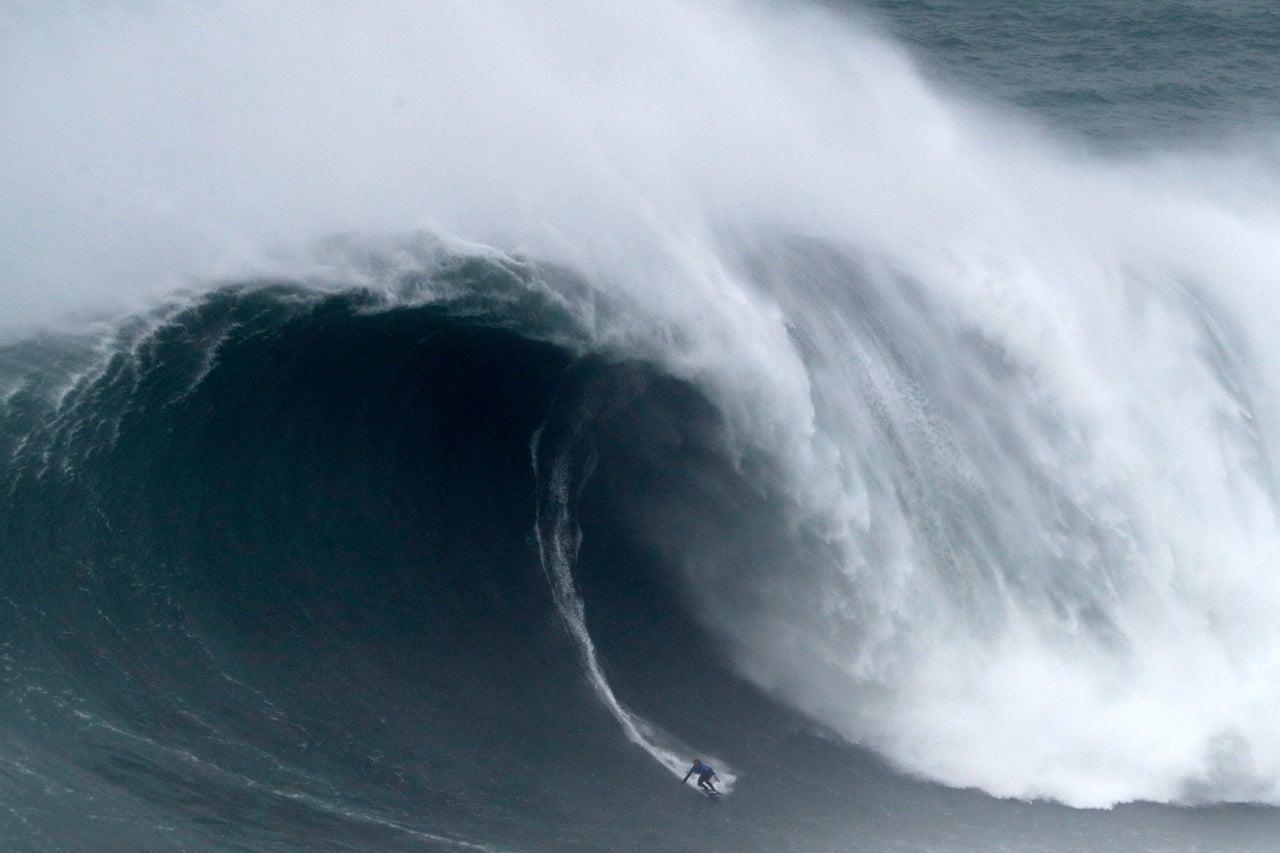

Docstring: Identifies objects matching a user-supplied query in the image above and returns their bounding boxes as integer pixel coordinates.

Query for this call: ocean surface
[5,1,1280,850]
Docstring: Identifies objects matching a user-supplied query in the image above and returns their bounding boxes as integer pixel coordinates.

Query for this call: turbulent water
[6,1,1280,850]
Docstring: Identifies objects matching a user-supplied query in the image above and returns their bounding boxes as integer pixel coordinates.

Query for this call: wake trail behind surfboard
[530,421,737,794]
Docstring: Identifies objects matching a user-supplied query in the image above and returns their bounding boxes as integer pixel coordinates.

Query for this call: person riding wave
[682,759,720,795]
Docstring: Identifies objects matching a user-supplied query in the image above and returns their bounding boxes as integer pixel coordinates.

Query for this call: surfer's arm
[681,771,692,783]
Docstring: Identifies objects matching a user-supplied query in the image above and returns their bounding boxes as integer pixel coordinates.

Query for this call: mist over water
[7,0,1280,818]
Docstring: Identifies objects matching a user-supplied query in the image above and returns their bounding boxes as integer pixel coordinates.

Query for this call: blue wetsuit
[682,761,718,793]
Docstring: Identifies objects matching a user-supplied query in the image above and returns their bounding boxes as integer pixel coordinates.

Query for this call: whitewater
[6,0,1280,850]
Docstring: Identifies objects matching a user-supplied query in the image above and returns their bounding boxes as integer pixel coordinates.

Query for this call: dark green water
[856,0,1280,147]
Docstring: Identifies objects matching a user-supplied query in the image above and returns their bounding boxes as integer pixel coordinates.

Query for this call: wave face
[8,0,1280,849]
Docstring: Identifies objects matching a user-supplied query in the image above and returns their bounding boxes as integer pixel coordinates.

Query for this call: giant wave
[7,0,1280,850]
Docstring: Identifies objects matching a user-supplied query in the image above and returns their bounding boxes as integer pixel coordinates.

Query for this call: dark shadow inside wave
[0,285,650,847]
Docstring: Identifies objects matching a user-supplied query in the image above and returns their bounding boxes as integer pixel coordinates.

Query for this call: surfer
[682,759,720,795]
